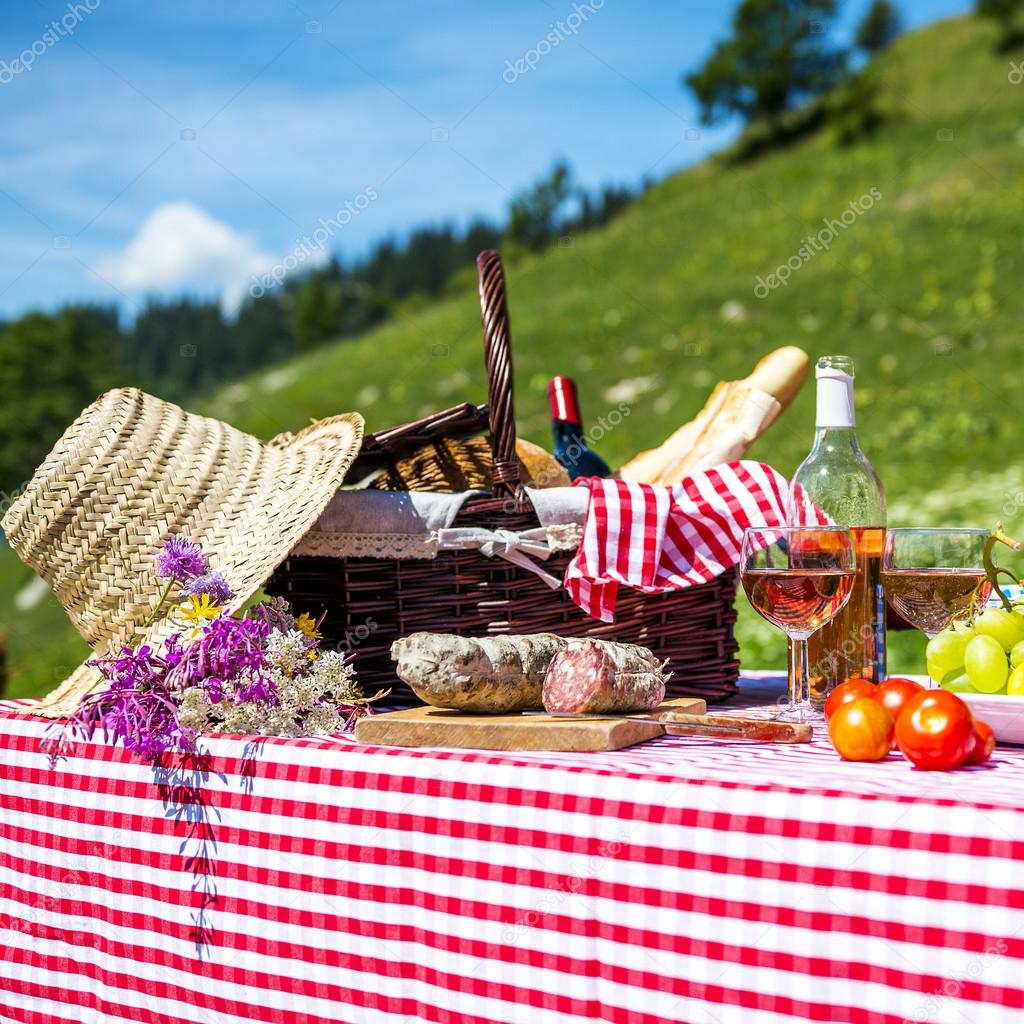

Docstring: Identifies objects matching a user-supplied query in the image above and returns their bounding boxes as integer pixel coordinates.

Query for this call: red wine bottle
[548,376,611,480]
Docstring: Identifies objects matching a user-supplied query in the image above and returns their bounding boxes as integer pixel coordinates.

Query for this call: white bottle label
[816,368,855,428]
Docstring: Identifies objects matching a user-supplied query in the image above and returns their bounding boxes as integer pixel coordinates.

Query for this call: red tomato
[894,690,975,771]
[965,720,996,766]
[824,677,875,722]
[873,677,925,726]
[828,698,894,762]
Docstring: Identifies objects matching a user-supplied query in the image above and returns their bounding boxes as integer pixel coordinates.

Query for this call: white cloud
[96,201,274,313]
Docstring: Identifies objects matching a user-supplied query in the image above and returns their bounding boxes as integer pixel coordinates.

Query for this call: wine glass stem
[788,636,810,707]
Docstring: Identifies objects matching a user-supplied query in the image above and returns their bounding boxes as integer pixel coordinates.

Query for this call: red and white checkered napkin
[565,460,817,621]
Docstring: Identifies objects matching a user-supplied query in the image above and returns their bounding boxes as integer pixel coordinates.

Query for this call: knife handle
[659,712,813,744]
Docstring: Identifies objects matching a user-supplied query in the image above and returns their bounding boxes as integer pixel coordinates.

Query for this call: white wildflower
[312,650,358,698]
[303,705,344,736]
[267,629,312,676]
[174,616,367,739]
[178,686,211,731]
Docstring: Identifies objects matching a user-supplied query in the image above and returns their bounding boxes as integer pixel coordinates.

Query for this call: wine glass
[881,528,991,638]
[741,526,857,721]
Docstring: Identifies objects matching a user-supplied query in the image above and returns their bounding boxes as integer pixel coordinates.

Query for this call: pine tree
[977,0,1024,49]
[289,273,342,351]
[0,307,124,491]
[856,0,903,54]
[684,0,847,134]
[507,161,576,250]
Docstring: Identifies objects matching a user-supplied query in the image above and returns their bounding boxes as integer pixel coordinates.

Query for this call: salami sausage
[390,632,567,713]
[542,639,668,714]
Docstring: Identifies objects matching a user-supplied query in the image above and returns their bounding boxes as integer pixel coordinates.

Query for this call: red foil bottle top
[548,376,582,425]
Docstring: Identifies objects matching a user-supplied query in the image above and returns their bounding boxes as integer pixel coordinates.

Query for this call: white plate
[913,676,1024,745]
[955,692,1024,746]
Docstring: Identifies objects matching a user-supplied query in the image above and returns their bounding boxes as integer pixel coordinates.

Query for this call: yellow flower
[294,612,322,641]
[176,593,223,629]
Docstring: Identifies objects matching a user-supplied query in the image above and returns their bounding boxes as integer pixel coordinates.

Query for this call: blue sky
[0,0,969,320]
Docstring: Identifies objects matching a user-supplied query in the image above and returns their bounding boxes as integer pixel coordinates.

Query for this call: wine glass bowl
[742,566,856,636]
[880,529,991,638]
[741,527,857,720]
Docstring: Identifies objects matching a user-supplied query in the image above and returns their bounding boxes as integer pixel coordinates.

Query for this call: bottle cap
[815,355,855,428]
[548,376,582,425]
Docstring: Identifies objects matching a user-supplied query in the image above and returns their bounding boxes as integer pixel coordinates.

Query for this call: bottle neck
[815,373,855,429]
[553,419,586,447]
[809,425,862,454]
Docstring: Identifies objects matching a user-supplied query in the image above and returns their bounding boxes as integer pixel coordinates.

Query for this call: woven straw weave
[1,387,364,715]
[370,435,493,492]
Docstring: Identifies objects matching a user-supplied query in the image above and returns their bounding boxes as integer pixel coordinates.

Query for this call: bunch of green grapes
[928,603,1024,695]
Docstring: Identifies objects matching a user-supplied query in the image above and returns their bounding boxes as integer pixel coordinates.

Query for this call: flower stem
[128,578,177,646]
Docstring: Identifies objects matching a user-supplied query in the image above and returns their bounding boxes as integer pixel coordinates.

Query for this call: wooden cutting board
[355,697,707,752]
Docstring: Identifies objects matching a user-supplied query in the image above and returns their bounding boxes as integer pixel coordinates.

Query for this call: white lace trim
[291,523,582,560]
[292,532,439,559]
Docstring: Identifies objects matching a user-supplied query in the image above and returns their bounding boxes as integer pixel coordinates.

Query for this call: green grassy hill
[5,13,1024,698]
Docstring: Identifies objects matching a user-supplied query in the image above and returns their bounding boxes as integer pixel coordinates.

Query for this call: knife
[660,712,813,743]
[525,710,812,744]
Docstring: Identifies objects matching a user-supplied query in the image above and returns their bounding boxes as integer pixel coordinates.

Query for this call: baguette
[618,346,808,484]
[744,346,809,413]
[655,383,779,484]
[618,382,729,484]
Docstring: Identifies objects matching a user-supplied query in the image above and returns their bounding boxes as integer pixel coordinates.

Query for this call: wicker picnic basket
[266,251,740,703]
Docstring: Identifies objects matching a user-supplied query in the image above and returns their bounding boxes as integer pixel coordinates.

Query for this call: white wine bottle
[788,355,886,703]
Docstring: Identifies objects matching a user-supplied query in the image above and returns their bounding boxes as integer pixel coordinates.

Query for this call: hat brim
[3,389,364,717]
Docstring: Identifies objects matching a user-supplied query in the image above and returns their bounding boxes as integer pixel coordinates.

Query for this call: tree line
[0,163,638,496]
[4,0,1018,500]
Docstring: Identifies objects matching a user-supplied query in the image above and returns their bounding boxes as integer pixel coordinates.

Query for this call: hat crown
[2,387,362,659]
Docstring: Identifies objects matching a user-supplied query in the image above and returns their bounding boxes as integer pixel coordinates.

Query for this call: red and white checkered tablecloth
[2,676,1024,1024]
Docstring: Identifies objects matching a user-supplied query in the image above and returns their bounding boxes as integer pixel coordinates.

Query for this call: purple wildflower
[163,633,185,669]
[235,676,276,703]
[203,677,224,704]
[45,644,196,765]
[157,538,208,581]
[180,571,235,605]
[168,614,278,705]
[96,646,194,758]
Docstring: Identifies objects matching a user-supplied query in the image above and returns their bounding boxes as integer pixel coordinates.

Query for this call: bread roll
[515,438,571,488]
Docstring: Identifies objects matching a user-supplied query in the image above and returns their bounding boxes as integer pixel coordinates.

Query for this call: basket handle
[476,250,526,505]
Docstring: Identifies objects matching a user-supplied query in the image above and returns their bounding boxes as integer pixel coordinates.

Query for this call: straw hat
[2,388,364,716]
